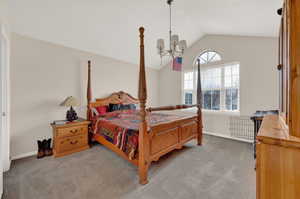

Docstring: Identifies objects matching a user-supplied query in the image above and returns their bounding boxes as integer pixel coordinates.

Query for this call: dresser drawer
[56,126,87,138]
[56,135,88,153]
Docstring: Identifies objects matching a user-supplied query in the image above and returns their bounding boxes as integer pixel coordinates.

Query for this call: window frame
[182,61,240,115]
[198,50,222,65]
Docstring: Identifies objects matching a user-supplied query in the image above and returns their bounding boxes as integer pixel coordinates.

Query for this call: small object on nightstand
[51,118,90,157]
[60,96,79,122]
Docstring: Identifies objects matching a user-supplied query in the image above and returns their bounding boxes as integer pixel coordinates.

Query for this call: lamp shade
[179,40,187,50]
[157,39,165,50]
[171,34,179,45]
[60,96,79,107]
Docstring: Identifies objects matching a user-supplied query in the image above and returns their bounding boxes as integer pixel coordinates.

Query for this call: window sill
[202,110,240,116]
[182,107,240,116]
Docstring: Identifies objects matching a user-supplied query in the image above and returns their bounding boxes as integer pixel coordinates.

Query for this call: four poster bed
[86,27,203,185]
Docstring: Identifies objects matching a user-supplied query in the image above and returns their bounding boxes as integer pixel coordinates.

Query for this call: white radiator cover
[228,116,254,141]
[202,113,254,143]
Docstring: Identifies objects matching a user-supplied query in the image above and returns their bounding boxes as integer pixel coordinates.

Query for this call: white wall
[159,35,278,137]
[0,24,10,171]
[10,33,159,159]
[0,1,10,196]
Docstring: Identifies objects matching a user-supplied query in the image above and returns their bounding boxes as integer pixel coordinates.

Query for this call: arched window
[183,50,240,112]
[198,51,222,64]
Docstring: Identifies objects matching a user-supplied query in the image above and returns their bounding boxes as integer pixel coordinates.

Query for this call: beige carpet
[3,135,255,199]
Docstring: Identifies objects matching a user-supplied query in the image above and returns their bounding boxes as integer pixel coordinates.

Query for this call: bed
[87,27,203,185]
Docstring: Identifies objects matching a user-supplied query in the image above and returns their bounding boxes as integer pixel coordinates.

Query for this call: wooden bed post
[87,60,92,120]
[196,59,203,145]
[138,27,149,185]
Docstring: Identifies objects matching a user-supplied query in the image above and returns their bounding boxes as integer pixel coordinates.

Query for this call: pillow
[109,104,121,112]
[91,106,108,117]
[108,103,136,112]
[120,104,130,110]
[120,104,137,110]
[96,106,108,115]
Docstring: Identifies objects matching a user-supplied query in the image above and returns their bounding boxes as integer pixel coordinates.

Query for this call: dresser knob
[70,140,78,145]
[70,129,78,134]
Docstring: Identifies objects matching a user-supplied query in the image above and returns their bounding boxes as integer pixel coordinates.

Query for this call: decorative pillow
[109,104,121,112]
[120,104,137,110]
[120,104,130,110]
[128,104,137,110]
[96,106,108,115]
[108,103,136,112]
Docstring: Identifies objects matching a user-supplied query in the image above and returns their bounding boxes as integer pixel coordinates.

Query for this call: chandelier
[157,0,187,62]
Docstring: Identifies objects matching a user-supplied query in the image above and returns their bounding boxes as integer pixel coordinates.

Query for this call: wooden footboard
[149,117,197,162]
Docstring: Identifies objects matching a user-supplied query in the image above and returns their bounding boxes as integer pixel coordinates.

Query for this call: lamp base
[66,106,78,122]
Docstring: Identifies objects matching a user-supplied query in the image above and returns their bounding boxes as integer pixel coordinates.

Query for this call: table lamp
[60,96,79,122]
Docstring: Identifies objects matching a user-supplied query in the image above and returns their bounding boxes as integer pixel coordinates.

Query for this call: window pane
[232,75,239,88]
[232,65,239,75]
[232,88,238,110]
[200,58,206,64]
[212,53,221,62]
[208,52,216,62]
[202,68,221,90]
[224,66,232,88]
[212,90,220,110]
[198,51,222,64]
[185,93,193,105]
[225,88,238,111]
[203,90,212,110]
[225,89,232,110]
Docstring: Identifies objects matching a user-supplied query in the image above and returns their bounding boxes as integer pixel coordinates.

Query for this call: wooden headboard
[90,91,139,107]
[87,90,139,120]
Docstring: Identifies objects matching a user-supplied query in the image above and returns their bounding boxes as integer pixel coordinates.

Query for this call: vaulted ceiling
[7,0,282,69]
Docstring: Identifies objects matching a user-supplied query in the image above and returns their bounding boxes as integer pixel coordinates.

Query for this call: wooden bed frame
[87,27,203,185]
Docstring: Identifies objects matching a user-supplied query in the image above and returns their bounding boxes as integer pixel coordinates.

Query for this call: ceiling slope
[7,0,282,69]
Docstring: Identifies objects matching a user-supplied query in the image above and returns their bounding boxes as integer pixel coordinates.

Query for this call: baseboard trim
[204,131,253,143]
[11,151,36,161]
[10,132,252,160]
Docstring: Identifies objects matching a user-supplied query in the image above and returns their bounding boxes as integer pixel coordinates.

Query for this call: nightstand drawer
[56,126,87,138]
[56,135,88,153]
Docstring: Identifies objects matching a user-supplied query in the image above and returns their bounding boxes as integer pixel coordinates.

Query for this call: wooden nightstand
[51,119,91,157]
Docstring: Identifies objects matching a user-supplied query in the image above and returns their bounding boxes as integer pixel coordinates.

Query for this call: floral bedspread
[91,110,188,160]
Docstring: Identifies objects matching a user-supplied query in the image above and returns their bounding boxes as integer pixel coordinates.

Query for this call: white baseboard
[10,132,252,161]
[204,131,253,143]
[11,151,36,161]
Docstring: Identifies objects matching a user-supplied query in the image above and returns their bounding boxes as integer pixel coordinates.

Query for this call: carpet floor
[3,135,255,199]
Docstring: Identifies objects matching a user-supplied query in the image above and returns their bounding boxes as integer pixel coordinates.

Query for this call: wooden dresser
[256,115,300,199]
[256,0,300,198]
[51,119,90,157]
